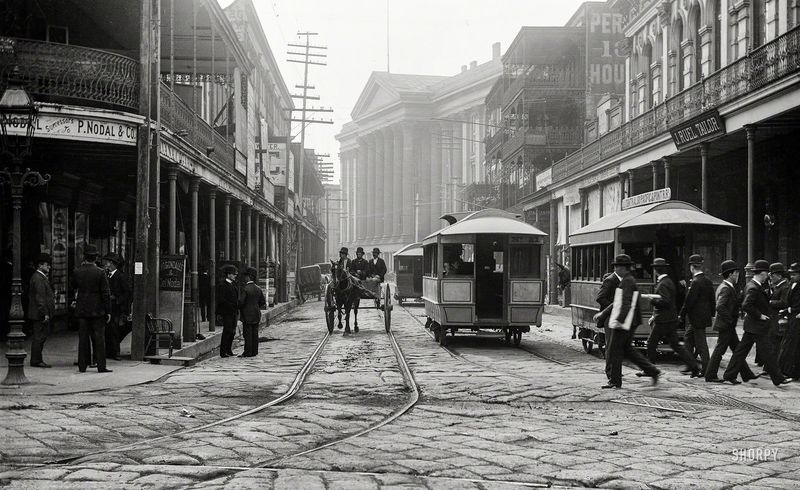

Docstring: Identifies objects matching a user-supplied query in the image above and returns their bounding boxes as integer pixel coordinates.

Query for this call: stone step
[143,355,196,366]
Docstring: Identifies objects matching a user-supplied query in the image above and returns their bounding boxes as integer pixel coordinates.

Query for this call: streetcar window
[442,243,474,276]
[510,245,541,277]
[423,244,438,277]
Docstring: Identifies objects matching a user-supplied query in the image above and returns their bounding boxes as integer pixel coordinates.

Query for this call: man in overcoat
[349,247,370,280]
[369,248,387,283]
[778,262,800,378]
[724,260,791,385]
[705,260,755,382]
[217,264,240,358]
[594,270,622,380]
[72,244,112,373]
[646,258,699,376]
[103,253,130,360]
[239,267,266,358]
[766,263,791,376]
[337,247,350,272]
[679,254,714,375]
[28,253,54,368]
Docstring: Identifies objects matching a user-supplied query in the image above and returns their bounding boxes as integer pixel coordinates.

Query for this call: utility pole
[287,32,332,299]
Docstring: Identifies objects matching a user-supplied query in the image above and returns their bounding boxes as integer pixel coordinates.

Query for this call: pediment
[350,74,400,120]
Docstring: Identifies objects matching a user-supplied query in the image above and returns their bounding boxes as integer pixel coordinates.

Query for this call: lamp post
[0,82,48,386]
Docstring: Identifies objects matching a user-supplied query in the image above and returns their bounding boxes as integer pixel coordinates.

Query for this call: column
[223,195,231,260]
[627,170,635,197]
[207,188,216,331]
[366,134,376,241]
[417,126,431,238]
[382,128,393,240]
[662,157,671,196]
[244,206,252,267]
[452,120,463,211]
[190,177,200,309]
[234,200,242,264]
[429,123,442,231]
[651,161,659,190]
[254,213,260,275]
[392,127,403,240]
[373,132,384,240]
[700,143,709,211]
[549,199,557,305]
[401,124,416,240]
[357,140,368,241]
[167,166,178,254]
[598,183,605,218]
[746,125,756,268]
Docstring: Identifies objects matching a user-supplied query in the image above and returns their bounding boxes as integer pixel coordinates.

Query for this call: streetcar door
[475,235,504,319]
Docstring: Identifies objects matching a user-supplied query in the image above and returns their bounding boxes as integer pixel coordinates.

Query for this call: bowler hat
[339,247,349,255]
[245,267,258,280]
[83,244,99,258]
[720,260,739,275]
[651,257,670,267]
[221,264,237,274]
[103,252,123,266]
[769,262,786,274]
[788,262,800,274]
[356,247,364,254]
[372,248,381,254]
[688,254,704,265]
[36,253,52,265]
[611,254,633,266]
[752,260,770,273]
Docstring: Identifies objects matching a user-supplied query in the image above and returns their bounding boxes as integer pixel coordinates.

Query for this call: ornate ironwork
[0,37,139,111]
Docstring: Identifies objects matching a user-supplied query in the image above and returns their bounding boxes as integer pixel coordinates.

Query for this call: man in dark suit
[724,260,791,385]
[679,254,714,375]
[103,253,130,360]
[646,258,699,376]
[217,264,239,358]
[199,264,210,322]
[369,248,388,283]
[766,263,790,376]
[239,267,266,358]
[28,253,54,368]
[348,247,370,280]
[594,270,622,380]
[602,254,660,389]
[71,245,112,373]
[706,261,755,382]
[337,247,350,272]
[778,262,800,378]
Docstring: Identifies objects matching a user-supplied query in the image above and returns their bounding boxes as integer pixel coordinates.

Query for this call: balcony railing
[503,126,583,156]
[0,37,139,111]
[548,25,800,188]
[503,65,581,107]
[484,129,507,154]
[160,83,237,176]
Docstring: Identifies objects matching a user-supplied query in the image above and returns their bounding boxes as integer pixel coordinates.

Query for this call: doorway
[475,236,504,319]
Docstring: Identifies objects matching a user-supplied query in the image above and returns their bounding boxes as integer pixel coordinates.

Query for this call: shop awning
[570,201,739,245]
[395,242,423,257]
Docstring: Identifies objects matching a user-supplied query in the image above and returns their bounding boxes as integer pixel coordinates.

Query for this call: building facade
[337,45,503,267]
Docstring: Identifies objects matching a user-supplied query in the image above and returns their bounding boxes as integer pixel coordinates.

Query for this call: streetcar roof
[395,242,423,257]
[424,208,547,242]
[570,200,739,245]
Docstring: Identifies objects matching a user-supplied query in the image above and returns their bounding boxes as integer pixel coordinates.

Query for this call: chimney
[470,60,477,69]
[461,65,468,73]
[492,42,501,60]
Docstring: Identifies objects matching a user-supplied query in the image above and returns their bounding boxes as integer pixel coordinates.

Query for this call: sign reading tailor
[622,187,672,210]
[669,109,725,150]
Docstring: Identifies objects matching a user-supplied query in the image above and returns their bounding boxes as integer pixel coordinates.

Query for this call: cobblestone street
[0,300,798,488]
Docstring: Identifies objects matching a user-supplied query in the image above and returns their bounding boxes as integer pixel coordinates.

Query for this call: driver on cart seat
[348,247,370,281]
[337,247,350,271]
[369,248,387,283]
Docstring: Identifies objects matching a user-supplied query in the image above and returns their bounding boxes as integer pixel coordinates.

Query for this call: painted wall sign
[581,165,619,189]
[563,185,581,206]
[7,114,137,145]
[235,149,247,176]
[621,187,671,210]
[536,168,552,189]
[160,141,192,168]
[669,109,725,150]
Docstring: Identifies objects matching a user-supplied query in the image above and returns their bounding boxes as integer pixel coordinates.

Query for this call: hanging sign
[669,109,725,150]
[158,255,187,344]
[6,114,138,145]
[622,187,671,210]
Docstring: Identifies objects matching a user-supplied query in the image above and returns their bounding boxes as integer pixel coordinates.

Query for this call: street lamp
[0,82,49,386]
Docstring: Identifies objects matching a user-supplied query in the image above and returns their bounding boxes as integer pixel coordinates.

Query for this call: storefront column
[700,143,709,211]
[244,206,252,267]
[746,125,756,272]
[167,166,178,254]
[234,201,242,264]
[618,174,627,201]
[223,195,231,260]
[662,157,671,195]
[651,161,658,190]
[207,188,216,332]
[598,183,605,218]
[549,199,557,305]
[627,170,635,197]
[254,212,260,274]
[190,178,200,317]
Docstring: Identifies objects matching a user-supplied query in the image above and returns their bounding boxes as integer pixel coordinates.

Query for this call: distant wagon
[569,200,738,356]
[393,242,423,305]
[422,209,548,346]
[298,264,323,300]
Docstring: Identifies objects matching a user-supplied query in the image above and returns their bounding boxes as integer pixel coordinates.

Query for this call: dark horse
[329,261,361,335]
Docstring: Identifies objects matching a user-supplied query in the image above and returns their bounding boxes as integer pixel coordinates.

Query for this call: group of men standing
[594,253,798,388]
[337,246,387,283]
[216,265,267,359]
[27,244,130,373]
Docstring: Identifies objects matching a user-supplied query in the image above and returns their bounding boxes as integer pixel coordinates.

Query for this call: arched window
[689,4,702,81]
[713,0,722,71]
[753,0,766,47]
[672,17,685,92]
[641,42,653,110]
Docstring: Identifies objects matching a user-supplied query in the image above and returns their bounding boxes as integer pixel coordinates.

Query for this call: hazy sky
[235,0,589,182]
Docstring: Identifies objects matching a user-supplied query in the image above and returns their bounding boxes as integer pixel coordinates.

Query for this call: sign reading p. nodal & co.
[669,109,725,150]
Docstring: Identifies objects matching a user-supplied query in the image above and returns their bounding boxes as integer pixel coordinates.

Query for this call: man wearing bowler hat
[724,260,791,385]
[28,253,54,368]
[238,267,266,358]
[369,248,387,283]
[349,247,370,281]
[337,247,350,271]
[646,258,700,377]
[601,254,660,389]
[217,264,240,358]
[765,262,791,376]
[679,254,714,375]
[778,262,800,378]
[705,260,756,382]
[594,267,623,381]
[71,244,112,373]
[103,252,131,360]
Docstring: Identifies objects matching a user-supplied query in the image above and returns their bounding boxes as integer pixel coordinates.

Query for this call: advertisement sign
[669,109,726,150]
[585,5,626,94]
[158,255,187,343]
[622,188,671,210]
[7,114,137,145]
[536,168,553,189]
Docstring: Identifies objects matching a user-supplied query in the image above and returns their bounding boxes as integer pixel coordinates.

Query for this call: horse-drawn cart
[298,264,323,300]
[324,262,392,334]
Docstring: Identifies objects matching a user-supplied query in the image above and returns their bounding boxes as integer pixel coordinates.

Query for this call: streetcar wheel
[504,329,512,344]
[513,330,521,347]
[438,325,447,346]
[582,339,594,354]
[384,284,392,333]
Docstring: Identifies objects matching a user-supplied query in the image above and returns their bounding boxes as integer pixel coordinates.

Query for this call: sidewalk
[0,301,295,396]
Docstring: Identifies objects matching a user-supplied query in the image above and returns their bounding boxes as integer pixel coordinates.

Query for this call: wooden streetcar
[393,242,424,306]
[421,209,548,347]
[569,200,738,356]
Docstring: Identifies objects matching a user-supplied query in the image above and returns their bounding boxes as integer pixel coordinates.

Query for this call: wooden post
[167,166,178,254]
[208,188,216,332]
[190,177,200,312]
[700,143,709,211]
[223,195,231,260]
[746,125,756,274]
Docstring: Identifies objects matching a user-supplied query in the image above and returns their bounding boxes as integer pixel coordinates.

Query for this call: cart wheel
[384,284,392,333]
[582,339,594,354]
[438,325,448,347]
[504,329,512,344]
[325,306,335,334]
[513,329,522,347]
